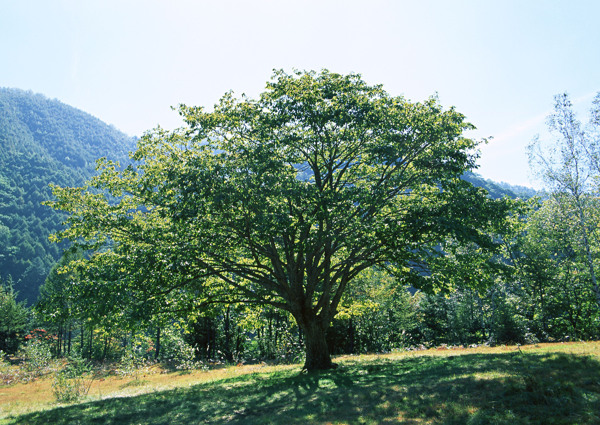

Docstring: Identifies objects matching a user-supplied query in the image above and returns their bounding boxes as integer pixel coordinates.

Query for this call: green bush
[117,347,148,378]
[22,338,53,376]
[157,327,205,370]
[52,357,92,402]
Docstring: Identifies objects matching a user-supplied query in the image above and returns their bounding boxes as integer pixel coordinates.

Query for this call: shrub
[157,326,206,371]
[116,347,148,378]
[21,338,53,376]
[52,357,93,402]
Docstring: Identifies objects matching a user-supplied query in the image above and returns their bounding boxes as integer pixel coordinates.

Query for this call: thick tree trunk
[299,317,334,371]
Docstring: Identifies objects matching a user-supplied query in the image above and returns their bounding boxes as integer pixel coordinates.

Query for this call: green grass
[1,344,600,424]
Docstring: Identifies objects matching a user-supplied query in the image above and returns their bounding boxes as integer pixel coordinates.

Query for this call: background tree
[47,70,510,370]
[326,267,421,354]
[528,92,600,310]
[36,249,87,357]
[0,276,30,354]
[510,198,600,340]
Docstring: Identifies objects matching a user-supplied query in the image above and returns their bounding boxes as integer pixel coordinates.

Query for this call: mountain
[0,88,135,303]
[462,171,539,200]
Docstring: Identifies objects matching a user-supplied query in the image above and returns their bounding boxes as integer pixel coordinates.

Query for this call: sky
[2,0,600,188]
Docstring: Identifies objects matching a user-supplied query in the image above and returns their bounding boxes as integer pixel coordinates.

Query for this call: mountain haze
[0,88,135,302]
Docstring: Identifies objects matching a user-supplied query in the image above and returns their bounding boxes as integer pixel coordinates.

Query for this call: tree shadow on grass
[7,351,600,425]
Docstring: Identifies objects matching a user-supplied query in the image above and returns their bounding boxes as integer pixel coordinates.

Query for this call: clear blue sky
[2,0,600,188]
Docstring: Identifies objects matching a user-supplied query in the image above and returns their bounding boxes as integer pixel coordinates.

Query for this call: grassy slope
[1,342,599,425]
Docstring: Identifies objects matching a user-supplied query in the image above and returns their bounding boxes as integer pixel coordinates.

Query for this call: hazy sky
[2,0,600,188]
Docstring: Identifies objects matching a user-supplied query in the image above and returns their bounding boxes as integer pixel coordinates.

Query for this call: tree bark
[57,324,62,357]
[155,326,161,360]
[67,325,72,356]
[224,305,233,362]
[298,315,334,371]
[347,319,355,354]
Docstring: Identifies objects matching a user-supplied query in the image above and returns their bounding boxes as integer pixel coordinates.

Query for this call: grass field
[1,342,599,424]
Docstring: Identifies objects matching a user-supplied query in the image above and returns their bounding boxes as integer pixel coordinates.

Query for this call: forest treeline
[0,81,598,370]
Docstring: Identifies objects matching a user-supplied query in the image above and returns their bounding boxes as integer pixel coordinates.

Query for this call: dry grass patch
[0,362,296,420]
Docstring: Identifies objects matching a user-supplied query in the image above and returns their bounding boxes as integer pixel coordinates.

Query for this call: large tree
[47,70,509,370]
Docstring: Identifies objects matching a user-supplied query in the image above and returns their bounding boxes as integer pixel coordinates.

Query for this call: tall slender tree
[528,92,600,309]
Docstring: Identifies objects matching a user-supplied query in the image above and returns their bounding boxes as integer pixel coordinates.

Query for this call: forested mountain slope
[0,88,134,303]
[462,171,539,200]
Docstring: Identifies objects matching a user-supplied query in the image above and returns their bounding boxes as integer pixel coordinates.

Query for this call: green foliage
[21,337,54,376]
[507,198,600,341]
[182,305,302,365]
[47,70,510,370]
[249,309,304,364]
[0,88,135,303]
[36,250,82,324]
[117,346,149,379]
[415,282,536,347]
[154,327,191,364]
[0,276,30,353]
[488,285,529,345]
[417,288,491,347]
[5,83,599,371]
[329,268,422,353]
[514,92,600,339]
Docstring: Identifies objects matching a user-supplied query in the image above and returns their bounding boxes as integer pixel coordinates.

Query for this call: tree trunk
[102,335,109,360]
[155,326,161,360]
[57,324,63,357]
[88,329,93,359]
[224,305,233,362]
[298,316,334,371]
[347,319,355,354]
[80,325,84,358]
[67,325,72,356]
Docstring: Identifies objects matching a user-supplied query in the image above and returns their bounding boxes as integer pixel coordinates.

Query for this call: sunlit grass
[0,361,297,420]
[1,341,599,424]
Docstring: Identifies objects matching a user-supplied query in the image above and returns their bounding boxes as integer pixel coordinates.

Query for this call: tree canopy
[47,70,511,370]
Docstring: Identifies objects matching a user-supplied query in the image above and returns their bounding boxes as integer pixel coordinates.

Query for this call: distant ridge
[0,88,135,303]
[461,171,539,200]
